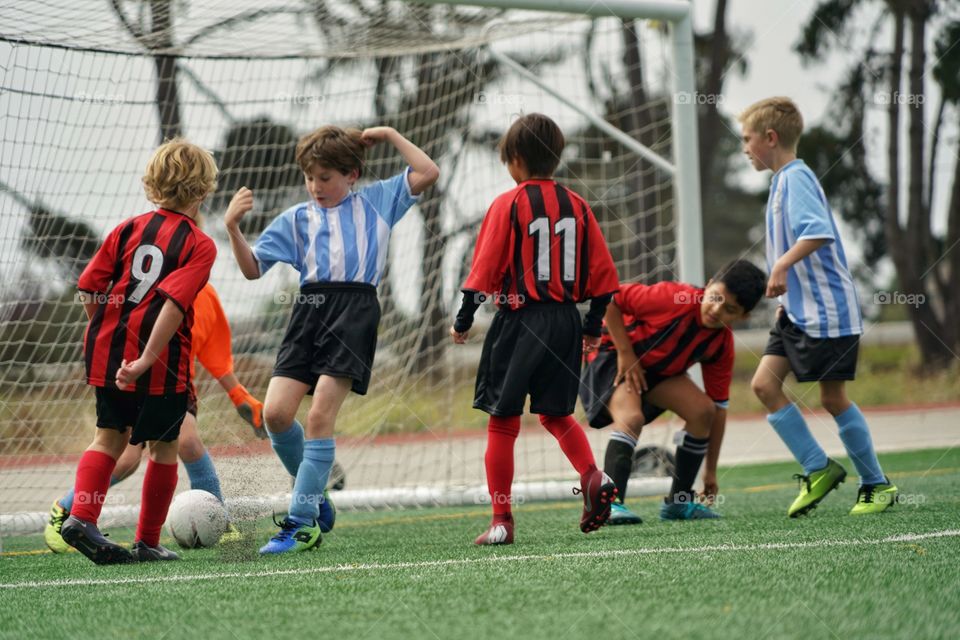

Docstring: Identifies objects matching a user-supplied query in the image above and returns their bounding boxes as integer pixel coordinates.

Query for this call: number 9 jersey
[78,208,217,394]
[463,180,619,308]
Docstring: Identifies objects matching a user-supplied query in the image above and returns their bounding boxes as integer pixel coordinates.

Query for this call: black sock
[668,432,710,504]
[604,432,637,502]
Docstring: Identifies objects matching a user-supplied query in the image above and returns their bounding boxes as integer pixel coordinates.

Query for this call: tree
[797,0,960,369]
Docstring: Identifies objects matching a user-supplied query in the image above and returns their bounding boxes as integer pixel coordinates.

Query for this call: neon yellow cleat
[219,521,243,545]
[44,500,71,554]
[850,479,898,515]
[788,459,847,517]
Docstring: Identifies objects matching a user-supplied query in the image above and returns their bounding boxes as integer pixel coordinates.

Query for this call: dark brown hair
[295,126,365,177]
[498,113,565,177]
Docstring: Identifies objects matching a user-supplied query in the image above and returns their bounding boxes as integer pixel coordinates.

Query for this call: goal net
[0,0,699,536]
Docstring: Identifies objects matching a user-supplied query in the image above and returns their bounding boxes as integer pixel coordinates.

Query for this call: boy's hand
[614,350,647,394]
[361,127,395,146]
[115,358,151,390]
[699,472,719,505]
[766,263,788,297]
[450,326,469,344]
[224,187,254,228]
[583,335,600,354]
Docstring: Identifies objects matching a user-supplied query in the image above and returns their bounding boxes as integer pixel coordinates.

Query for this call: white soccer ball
[166,489,228,549]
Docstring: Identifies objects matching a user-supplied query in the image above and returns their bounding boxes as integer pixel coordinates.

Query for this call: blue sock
[835,403,886,485]
[767,403,828,475]
[60,474,122,512]
[183,451,224,503]
[288,438,335,523]
[269,420,305,478]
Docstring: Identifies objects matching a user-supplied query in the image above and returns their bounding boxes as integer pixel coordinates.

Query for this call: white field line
[3,529,958,591]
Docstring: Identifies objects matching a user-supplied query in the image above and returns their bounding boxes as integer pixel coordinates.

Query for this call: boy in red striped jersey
[581,260,766,523]
[451,113,621,545]
[62,138,224,564]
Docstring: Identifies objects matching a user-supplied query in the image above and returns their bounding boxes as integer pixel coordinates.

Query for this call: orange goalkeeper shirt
[190,283,234,380]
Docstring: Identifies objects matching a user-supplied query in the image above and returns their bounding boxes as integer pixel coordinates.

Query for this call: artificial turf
[2,447,959,639]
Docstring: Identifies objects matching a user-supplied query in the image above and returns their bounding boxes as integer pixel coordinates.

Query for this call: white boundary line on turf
[3,529,958,590]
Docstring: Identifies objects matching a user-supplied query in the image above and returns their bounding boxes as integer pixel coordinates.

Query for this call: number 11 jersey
[463,180,619,309]
[78,209,217,394]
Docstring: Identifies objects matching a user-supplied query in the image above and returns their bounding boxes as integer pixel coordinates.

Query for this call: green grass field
[3,448,959,639]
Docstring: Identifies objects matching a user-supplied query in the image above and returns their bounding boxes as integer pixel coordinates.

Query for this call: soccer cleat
[787,458,847,517]
[474,518,514,545]
[317,489,336,533]
[574,468,618,533]
[607,501,643,526]
[219,522,243,545]
[132,540,180,561]
[258,516,322,555]
[850,479,898,515]
[60,516,135,565]
[44,500,71,554]
[660,500,721,520]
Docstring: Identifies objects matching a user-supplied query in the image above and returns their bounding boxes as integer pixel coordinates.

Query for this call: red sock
[136,459,178,547]
[485,415,520,519]
[71,450,118,525]
[539,414,597,476]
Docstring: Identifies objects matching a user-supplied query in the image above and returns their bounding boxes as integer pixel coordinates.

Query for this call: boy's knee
[614,412,646,438]
[177,434,205,462]
[263,404,296,433]
[820,390,850,417]
[686,401,716,438]
[751,372,780,404]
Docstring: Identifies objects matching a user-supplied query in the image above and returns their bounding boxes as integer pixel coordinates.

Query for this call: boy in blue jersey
[739,97,897,517]
[225,126,439,553]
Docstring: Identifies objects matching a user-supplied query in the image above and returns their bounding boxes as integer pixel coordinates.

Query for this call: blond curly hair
[142,138,218,211]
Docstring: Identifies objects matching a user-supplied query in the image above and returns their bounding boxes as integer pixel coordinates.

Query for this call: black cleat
[60,516,135,565]
[132,540,181,561]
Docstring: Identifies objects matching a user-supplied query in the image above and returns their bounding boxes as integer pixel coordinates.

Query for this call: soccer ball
[166,489,228,549]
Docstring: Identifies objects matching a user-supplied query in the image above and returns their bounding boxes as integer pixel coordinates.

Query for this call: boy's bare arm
[362,127,440,196]
[604,301,647,393]
[701,407,726,504]
[767,238,829,297]
[223,187,261,280]
[115,298,184,389]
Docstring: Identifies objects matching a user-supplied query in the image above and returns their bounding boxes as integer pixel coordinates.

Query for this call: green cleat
[607,501,643,525]
[219,522,243,545]
[850,479,898,515]
[788,459,847,517]
[44,500,70,554]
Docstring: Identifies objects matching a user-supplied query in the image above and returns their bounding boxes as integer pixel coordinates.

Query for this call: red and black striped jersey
[592,282,734,405]
[463,180,619,309]
[78,209,217,395]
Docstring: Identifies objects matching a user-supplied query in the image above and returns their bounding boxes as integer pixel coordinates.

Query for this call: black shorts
[474,303,583,417]
[95,387,188,445]
[764,312,859,382]
[273,282,380,395]
[579,349,669,429]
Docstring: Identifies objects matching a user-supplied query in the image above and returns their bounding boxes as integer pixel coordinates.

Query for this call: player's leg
[642,376,719,520]
[178,413,225,503]
[262,376,310,477]
[61,390,137,564]
[132,438,181,561]
[753,354,831,478]
[820,380,897,513]
[46,441,142,553]
[603,384,647,525]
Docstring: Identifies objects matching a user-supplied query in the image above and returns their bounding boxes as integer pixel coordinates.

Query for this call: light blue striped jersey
[765,159,862,338]
[252,169,419,287]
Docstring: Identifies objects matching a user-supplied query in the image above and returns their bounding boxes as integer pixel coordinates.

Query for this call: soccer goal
[0,0,701,535]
